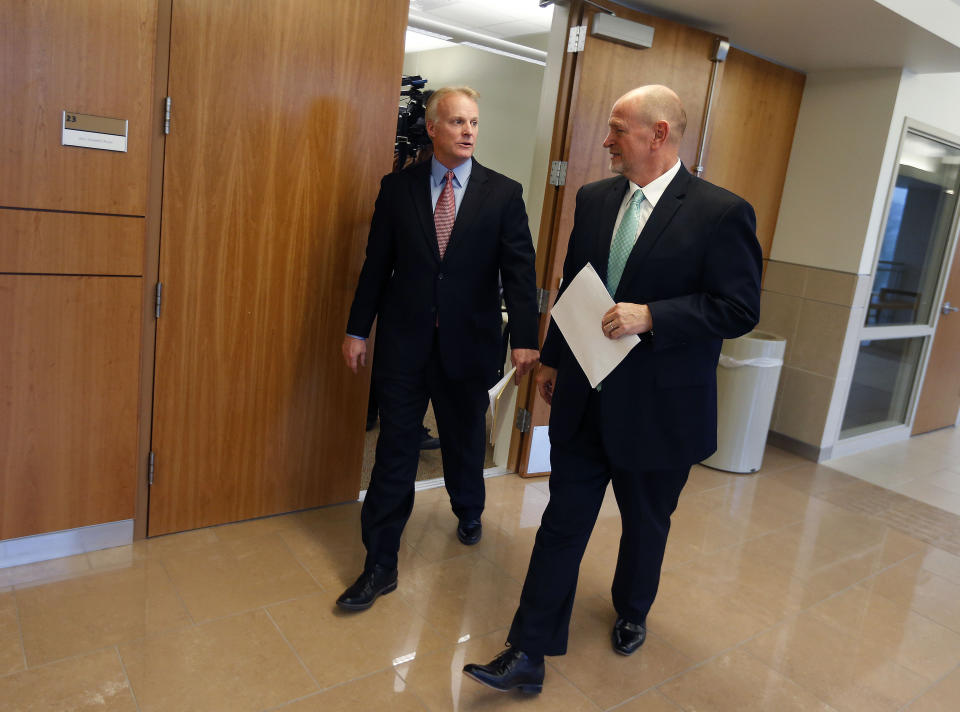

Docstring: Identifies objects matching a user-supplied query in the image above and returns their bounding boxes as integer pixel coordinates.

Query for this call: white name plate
[62,111,128,152]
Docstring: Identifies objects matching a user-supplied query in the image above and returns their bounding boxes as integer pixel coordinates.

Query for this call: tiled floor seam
[14,588,27,675]
[0,641,125,680]
[623,560,917,712]
[810,485,960,556]
[275,529,328,591]
[155,555,197,627]
[263,606,323,694]
[114,644,143,712]
[737,644,842,711]
[853,558,960,637]
[895,658,960,711]
[540,656,605,711]
[260,690,325,711]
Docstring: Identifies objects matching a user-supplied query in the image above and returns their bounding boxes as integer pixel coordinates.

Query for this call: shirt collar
[431,157,472,187]
[629,159,682,208]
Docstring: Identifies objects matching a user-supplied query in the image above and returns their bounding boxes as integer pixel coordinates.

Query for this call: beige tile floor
[2,428,960,711]
[825,427,960,517]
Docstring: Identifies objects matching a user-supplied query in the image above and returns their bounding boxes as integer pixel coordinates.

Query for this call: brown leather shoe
[612,617,646,655]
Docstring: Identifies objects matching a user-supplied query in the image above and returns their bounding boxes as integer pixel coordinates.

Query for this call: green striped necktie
[606,188,645,296]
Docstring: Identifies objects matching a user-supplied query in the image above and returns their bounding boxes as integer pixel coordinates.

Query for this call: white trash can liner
[702,331,786,474]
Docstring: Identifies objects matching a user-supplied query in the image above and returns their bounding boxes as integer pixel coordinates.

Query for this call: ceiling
[408,0,553,40]
[408,0,960,74]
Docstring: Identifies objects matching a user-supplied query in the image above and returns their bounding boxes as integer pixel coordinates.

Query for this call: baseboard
[0,520,134,569]
[766,431,831,462]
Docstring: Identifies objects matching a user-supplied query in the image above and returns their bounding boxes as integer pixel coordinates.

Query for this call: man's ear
[652,120,669,146]
[426,119,436,139]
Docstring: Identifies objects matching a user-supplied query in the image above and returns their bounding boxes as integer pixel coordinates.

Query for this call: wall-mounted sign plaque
[62,111,128,152]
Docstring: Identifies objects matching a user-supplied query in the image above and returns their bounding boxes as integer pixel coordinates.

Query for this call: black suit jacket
[346,159,539,384]
[541,166,762,469]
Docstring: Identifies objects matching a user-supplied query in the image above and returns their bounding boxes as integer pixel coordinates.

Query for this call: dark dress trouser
[360,331,488,571]
[507,389,690,656]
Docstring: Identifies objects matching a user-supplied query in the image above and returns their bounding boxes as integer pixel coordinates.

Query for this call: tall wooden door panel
[913,240,960,434]
[702,48,805,259]
[148,0,408,534]
[0,0,157,542]
[0,276,141,540]
[518,0,720,474]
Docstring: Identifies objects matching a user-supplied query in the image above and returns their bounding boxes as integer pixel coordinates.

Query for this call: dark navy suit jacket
[346,159,539,385]
[541,165,762,469]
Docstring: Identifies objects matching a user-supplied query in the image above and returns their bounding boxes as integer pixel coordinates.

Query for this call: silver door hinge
[549,160,567,186]
[516,408,532,433]
[164,97,172,135]
[148,451,155,486]
[567,25,587,52]
[536,287,550,313]
[155,282,163,318]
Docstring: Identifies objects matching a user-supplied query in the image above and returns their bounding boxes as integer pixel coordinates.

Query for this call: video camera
[396,75,433,170]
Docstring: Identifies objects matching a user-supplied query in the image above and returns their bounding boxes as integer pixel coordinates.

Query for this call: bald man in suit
[464,85,761,693]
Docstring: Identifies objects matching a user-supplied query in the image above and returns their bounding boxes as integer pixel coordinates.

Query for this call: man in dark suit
[338,86,540,611]
[463,85,761,692]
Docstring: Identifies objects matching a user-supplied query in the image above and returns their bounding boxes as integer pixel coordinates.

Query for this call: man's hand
[511,348,540,384]
[602,303,652,339]
[342,335,367,374]
[535,364,557,405]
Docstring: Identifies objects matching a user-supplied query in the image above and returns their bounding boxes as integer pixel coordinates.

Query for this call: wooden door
[0,0,157,541]
[701,48,804,259]
[148,0,408,535]
[515,0,721,475]
[912,241,960,434]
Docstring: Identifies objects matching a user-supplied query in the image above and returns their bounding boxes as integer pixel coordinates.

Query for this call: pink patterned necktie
[434,170,455,259]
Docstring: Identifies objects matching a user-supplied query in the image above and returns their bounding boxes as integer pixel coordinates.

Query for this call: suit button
[438,273,444,280]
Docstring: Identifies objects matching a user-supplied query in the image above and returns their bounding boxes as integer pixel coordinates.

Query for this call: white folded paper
[488,366,517,421]
[549,263,640,388]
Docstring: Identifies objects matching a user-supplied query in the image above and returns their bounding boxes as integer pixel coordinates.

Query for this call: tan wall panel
[0,276,142,540]
[0,0,157,215]
[703,49,805,259]
[0,209,143,275]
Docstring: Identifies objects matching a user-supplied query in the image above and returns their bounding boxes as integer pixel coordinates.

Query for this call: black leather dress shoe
[419,426,441,450]
[612,617,646,655]
[463,648,544,693]
[457,518,482,545]
[335,565,397,611]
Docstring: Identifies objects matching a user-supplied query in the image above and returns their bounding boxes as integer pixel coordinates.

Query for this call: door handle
[943,301,959,315]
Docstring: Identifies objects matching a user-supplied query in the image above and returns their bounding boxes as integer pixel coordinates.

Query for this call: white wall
[770,68,902,274]
[403,46,545,207]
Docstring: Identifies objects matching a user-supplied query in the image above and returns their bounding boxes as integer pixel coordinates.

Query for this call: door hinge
[549,160,567,186]
[163,96,172,135]
[536,287,551,313]
[567,25,587,52]
[516,408,532,433]
[148,451,155,486]
[154,282,163,318]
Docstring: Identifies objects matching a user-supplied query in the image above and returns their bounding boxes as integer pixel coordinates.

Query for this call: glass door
[841,127,960,439]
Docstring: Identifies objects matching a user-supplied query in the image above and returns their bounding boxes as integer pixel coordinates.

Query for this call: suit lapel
[409,161,440,261]
[614,166,690,301]
[593,177,629,284]
[443,159,489,262]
